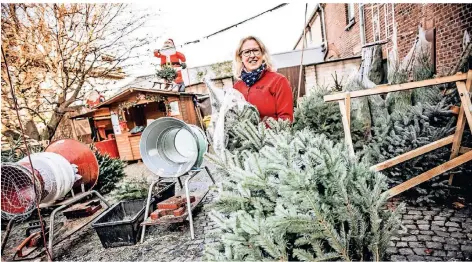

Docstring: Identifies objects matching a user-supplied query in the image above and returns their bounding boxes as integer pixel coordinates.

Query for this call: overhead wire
[177,4,289,48]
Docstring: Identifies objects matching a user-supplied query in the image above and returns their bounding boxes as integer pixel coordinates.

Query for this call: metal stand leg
[184,170,200,240]
[47,190,109,258]
[177,177,183,189]
[140,179,160,244]
[204,166,216,185]
[1,219,15,255]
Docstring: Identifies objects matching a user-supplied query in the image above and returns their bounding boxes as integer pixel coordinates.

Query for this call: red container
[45,139,99,192]
[94,139,120,159]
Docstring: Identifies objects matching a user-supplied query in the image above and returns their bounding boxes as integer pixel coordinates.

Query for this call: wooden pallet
[141,182,211,226]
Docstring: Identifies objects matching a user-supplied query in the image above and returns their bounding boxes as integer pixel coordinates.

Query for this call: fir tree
[204,120,404,261]
[94,150,126,194]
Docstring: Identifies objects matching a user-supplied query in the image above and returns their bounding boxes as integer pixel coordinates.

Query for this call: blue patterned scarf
[241,63,266,87]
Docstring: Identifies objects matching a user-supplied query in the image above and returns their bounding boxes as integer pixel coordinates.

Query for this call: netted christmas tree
[93,150,126,194]
[294,88,368,151]
[204,119,404,261]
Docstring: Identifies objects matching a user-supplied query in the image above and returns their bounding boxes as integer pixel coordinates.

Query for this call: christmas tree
[204,119,404,261]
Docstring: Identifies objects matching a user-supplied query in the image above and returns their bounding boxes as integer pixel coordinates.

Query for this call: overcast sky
[126,2,318,77]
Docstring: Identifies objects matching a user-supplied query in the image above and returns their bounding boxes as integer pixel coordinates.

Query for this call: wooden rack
[324,70,472,198]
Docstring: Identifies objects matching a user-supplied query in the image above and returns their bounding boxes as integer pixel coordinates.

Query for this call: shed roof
[93,88,195,109]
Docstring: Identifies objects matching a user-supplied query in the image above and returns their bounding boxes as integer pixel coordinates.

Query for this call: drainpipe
[359,3,366,46]
[319,4,328,59]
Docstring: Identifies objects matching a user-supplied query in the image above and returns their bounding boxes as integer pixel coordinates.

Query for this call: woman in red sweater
[233,36,294,122]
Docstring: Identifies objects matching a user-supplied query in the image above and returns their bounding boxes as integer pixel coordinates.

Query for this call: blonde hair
[233,36,274,79]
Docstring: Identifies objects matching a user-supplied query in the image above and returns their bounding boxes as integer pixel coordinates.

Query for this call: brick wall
[305,57,362,95]
[323,3,362,59]
[363,3,472,76]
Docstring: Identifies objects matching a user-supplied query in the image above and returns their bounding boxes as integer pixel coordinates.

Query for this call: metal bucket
[139,117,208,177]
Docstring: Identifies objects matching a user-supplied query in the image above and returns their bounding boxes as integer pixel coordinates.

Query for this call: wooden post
[449,71,472,184]
[338,93,354,156]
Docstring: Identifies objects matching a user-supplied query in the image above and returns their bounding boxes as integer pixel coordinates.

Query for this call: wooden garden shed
[87,88,202,161]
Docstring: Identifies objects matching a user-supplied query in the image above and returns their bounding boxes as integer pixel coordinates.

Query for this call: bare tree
[2,3,153,140]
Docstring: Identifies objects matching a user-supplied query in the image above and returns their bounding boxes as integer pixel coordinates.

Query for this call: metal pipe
[48,190,109,258]
[320,4,328,51]
[359,3,366,46]
[140,179,160,244]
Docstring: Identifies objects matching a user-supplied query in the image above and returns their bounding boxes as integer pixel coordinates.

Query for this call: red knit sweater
[234,71,294,122]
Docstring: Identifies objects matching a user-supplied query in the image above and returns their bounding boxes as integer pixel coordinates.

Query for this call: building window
[346,3,355,24]
[345,3,356,31]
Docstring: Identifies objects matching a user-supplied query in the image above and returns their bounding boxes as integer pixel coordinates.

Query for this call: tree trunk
[40,111,64,141]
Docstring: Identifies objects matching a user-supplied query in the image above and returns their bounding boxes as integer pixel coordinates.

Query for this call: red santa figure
[154,39,187,92]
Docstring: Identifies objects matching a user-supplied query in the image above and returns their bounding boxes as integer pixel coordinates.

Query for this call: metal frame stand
[47,190,110,258]
[140,166,215,243]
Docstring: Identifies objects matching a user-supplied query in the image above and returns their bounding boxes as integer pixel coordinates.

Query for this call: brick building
[295,3,472,92]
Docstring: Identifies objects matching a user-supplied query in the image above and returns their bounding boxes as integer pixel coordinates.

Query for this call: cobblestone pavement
[4,161,471,261]
[388,206,472,261]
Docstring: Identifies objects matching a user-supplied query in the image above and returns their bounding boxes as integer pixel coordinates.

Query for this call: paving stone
[408,241,425,248]
[409,230,420,235]
[467,233,472,239]
[407,254,425,261]
[428,257,443,261]
[432,236,446,242]
[434,216,446,221]
[461,244,472,252]
[418,224,430,230]
[431,220,445,226]
[444,244,460,251]
[402,219,414,225]
[445,221,460,227]
[455,213,469,218]
[447,238,459,245]
[438,212,453,217]
[391,236,401,241]
[422,211,437,216]
[422,215,432,220]
[398,248,414,255]
[450,232,466,239]
[417,235,432,241]
[426,242,443,249]
[448,227,461,232]
[398,229,408,235]
[416,220,429,225]
[434,230,450,237]
[449,217,466,223]
[462,222,472,228]
[387,247,398,254]
[433,250,446,257]
[401,236,417,242]
[431,225,446,231]
[420,231,434,235]
[412,247,427,255]
[408,210,422,215]
[396,242,408,247]
[391,255,407,261]
[404,215,422,220]
[405,224,417,230]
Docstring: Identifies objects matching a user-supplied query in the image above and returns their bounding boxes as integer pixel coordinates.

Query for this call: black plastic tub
[91,181,175,248]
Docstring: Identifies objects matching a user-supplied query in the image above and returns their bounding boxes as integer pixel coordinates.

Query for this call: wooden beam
[457,81,472,134]
[448,72,472,184]
[324,71,469,102]
[387,150,472,198]
[338,98,355,156]
[345,93,351,126]
[371,135,454,172]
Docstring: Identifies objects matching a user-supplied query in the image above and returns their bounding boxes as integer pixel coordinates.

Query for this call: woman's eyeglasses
[240,48,262,57]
